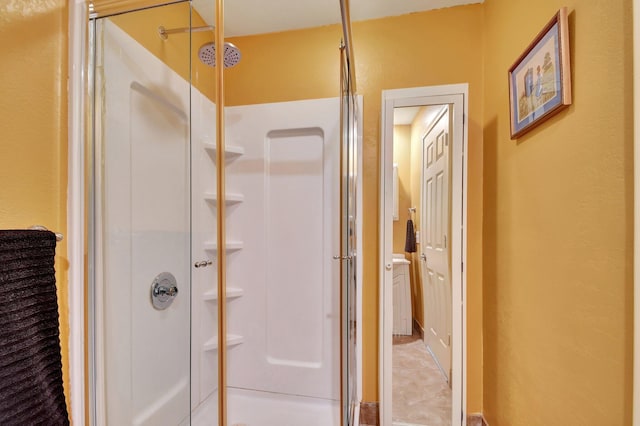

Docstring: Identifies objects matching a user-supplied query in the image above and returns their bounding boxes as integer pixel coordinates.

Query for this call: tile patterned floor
[392,333,452,426]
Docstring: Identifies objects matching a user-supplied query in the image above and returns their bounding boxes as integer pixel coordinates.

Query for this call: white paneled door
[420,106,452,382]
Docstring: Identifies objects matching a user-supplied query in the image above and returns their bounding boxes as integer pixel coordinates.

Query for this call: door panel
[94,6,192,424]
[420,106,452,382]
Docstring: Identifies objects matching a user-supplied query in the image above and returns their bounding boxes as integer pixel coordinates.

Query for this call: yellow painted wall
[393,125,422,326]
[0,0,70,419]
[225,25,342,105]
[110,2,216,101]
[226,4,485,410]
[393,125,412,255]
[482,0,634,424]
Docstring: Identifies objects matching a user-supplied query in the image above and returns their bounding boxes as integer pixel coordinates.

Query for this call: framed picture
[508,7,571,139]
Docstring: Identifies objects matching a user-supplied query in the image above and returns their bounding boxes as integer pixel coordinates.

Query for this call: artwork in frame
[508,7,571,139]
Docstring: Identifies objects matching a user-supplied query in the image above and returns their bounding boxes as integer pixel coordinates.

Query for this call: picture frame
[508,7,571,139]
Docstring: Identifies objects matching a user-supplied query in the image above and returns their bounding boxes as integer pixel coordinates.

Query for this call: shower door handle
[194,260,213,268]
[333,255,352,261]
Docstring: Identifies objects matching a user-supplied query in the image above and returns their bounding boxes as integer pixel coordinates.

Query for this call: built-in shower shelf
[204,241,244,252]
[203,192,244,206]
[203,287,244,301]
[203,334,244,351]
[203,141,245,158]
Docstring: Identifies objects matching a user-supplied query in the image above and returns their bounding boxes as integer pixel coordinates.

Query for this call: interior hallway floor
[392,331,452,426]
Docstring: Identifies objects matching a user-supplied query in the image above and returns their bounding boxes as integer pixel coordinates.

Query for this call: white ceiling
[394,105,442,126]
[394,107,421,125]
[192,0,482,37]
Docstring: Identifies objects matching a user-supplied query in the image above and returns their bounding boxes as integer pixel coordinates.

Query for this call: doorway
[379,85,468,426]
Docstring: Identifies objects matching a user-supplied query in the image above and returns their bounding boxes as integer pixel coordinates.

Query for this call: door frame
[68,0,87,424]
[379,84,468,426]
[634,0,639,423]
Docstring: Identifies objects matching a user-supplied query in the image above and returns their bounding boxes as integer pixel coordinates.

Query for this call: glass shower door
[89,2,194,424]
[340,43,359,426]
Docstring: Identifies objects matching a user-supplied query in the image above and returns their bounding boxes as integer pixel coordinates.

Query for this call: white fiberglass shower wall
[226,99,342,425]
[192,99,343,425]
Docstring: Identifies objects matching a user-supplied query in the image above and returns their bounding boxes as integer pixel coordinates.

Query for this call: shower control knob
[150,272,179,310]
[154,284,178,298]
[194,260,213,268]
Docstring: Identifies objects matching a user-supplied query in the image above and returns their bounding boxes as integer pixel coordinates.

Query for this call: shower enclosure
[87,0,360,425]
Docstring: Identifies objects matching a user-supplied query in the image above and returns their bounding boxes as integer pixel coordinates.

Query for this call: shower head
[198,42,241,68]
[158,25,241,68]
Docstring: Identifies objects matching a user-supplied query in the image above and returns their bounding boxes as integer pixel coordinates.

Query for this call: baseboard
[467,413,488,426]
[359,401,379,425]
[363,402,484,425]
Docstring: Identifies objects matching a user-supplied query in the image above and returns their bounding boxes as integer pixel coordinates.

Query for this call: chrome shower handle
[153,284,178,298]
[150,272,179,310]
[194,260,213,268]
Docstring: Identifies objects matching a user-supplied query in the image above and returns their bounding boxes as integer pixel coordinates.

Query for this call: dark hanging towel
[404,219,417,253]
[0,230,69,426]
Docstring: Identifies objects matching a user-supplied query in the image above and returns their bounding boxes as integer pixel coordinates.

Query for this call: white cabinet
[392,257,412,336]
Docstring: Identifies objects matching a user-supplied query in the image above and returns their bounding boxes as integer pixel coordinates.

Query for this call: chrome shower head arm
[158,25,215,40]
